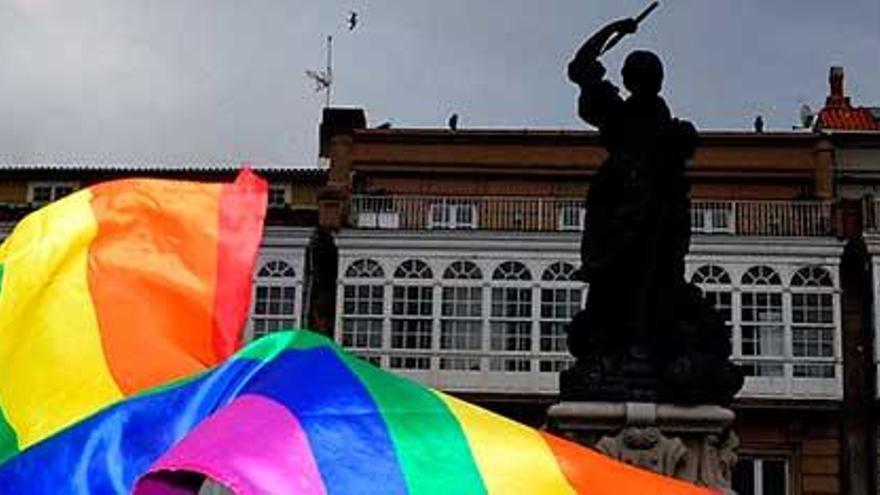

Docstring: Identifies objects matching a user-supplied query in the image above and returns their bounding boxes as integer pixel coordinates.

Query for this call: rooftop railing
[351,195,834,237]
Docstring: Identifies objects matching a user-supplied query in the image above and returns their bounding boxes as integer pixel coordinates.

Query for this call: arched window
[341,259,385,356]
[440,261,484,371]
[493,261,532,281]
[345,258,384,278]
[443,260,482,280]
[490,261,533,372]
[790,266,835,378]
[390,259,434,369]
[541,262,578,282]
[251,260,298,340]
[691,265,733,332]
[539,262,581,372]
[740,266,784,377]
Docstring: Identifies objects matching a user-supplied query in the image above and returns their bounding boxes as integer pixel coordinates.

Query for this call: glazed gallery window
[790,267,835,378]
[539,262,582,372]
[390,260,434,370]
[732,457,789,495]
[490,261,533,372]
[691,265,733,333]
[341,259,385,352]
[251,260,297,340]
[440,261,484,371]
[739,266,784,377]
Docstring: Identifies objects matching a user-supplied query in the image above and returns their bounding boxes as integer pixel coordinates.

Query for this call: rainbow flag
[0,173,714,494]
[0,170,267,462]
[0,331,712,494]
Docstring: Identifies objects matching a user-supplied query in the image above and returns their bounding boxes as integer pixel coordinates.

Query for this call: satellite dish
[799,104,815,129]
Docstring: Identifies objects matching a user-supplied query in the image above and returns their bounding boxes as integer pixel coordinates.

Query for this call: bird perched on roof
[448,113,459,131]
[348,11,358,31]
[753,115,764,134]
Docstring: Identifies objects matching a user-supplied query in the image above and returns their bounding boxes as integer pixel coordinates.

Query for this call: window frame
[27,181,79,205]
[428,200,478,230]
[339,259,386,366]
[249,259,299,342]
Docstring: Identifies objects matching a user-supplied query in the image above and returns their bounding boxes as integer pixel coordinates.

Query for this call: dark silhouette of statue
[561,17,743,405]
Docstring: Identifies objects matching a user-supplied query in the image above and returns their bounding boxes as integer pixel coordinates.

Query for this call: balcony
[351,196,833,237]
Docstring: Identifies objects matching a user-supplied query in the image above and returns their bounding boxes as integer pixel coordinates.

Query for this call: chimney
[319,108,366,158]
[825,66,851,108]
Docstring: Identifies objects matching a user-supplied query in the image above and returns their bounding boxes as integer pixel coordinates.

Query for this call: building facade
[1,68,877,494]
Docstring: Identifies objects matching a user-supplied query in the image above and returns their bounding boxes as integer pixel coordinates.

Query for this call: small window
[428,201,477,230]
[267,184,289,207]
[557,203,585,231]
[28,182,79,205]
[691,202,735,234]
[732,457,789,495]
[355,197,399,229]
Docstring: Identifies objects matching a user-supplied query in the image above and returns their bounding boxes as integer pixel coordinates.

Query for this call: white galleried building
[0,67,877,495]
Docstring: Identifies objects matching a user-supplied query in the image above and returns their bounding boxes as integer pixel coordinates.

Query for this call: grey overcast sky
[1,0,878,166]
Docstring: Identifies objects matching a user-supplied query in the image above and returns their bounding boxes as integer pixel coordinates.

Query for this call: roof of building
[818,106,880,132]
[816,66,880,133]
[0,160,328,175]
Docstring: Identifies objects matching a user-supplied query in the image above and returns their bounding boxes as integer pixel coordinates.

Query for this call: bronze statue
[562,10,743,405]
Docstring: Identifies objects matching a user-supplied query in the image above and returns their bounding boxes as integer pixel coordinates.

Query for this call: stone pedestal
[547,402,738,493]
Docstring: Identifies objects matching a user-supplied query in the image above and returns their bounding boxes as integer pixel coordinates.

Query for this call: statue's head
[622,50,663,96]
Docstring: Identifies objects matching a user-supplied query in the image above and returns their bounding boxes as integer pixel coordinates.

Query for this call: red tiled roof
[818,107,880,132]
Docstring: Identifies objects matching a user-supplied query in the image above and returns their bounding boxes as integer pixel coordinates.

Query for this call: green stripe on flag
[0,264,19,465]
[0,404,17,466]
[245,330,487,493]
[340,350,487,494]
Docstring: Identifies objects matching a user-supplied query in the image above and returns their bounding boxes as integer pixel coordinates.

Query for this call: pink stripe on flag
[137,394,326,495]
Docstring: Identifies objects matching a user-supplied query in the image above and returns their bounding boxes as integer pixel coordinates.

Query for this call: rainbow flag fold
[0,170,267,462]
[0,172,713,494]
[0,331,711,494]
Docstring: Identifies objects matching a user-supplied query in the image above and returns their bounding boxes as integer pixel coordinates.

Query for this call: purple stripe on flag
[136,394,327,495]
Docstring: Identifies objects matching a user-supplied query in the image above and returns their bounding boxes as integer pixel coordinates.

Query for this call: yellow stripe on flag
[436,392,575,494]
[0,190,124,448]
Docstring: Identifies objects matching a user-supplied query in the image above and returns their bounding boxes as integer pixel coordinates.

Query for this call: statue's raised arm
[567,18,637,128]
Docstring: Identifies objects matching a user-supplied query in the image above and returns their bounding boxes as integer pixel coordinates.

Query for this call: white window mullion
[782,287,793,394]
[383,278,393,368]
[530,281,540,373]
[732,287,742,361]
[482,279,491,374]
[432,278,442,372]
[334,280,344,342]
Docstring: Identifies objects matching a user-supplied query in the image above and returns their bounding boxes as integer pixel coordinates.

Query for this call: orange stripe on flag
[540,432,716,495]
[88,179,225,394]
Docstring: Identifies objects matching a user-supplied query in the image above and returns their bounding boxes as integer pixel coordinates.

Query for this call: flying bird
[348,11,358,31]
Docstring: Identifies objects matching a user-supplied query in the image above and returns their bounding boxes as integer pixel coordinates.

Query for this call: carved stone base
[546,402,738,493]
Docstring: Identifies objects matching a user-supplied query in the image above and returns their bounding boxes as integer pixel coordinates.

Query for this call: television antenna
[306,35,334,107]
